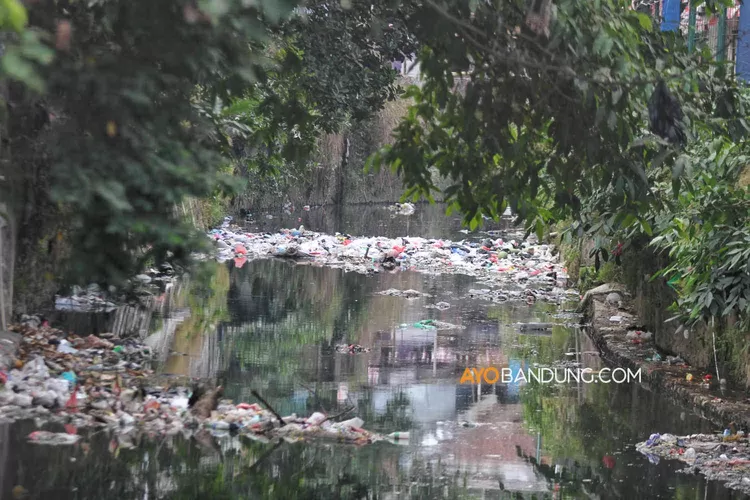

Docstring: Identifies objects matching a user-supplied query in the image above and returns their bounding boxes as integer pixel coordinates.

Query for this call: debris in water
[636,432,750,495]
[28,431,81,446]
[377,289,431,299]
[335,344,371,354]
[425,301,451,310]
[204,225,575,306]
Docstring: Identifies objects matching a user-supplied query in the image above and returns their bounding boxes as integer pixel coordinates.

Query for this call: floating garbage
[388,431,409,440]
[205,225,574,305]
[387,202,415,215]
[636,431,750,494]
[414,319,437,330]
[2,322,397,449]
[28,431,81,446]
[335,344,371,354]
[377,289,431,299]
[425,301,451,310]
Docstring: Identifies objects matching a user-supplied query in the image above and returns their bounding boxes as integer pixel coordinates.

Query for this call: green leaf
[673,155,687,180]
[3,0,28,32]
[0,49,43,91]
[636,13,652,31]
[640,219,653,236]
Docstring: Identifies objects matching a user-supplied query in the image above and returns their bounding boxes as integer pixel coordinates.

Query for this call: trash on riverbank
[636,431,750,495]
[206,224,576,306]
[0,321,156,425]
[1,322,396,448]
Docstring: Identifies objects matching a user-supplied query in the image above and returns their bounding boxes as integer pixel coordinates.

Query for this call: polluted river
[0,203,746,499]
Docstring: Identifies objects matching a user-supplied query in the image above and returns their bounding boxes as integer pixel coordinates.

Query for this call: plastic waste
[13,394,33,407]
[336,417,364,429]
[23,357,49,380]
[306,412,326,426]
[60,371,77,386]
[414,320,436,330]
[646,433,661,446]
[625,330,653,341]
[207,420,231,430]
[28,431,81,445]
[57,340,78,354]
[388,432,409,440]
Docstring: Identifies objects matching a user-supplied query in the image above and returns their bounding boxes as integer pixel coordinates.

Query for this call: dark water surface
[2,204,748,499]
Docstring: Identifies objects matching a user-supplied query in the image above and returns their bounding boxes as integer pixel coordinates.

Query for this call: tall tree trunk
[335,134,350,205]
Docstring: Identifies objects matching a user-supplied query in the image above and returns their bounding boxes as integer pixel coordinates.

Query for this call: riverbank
[1,207,740,498]
[582,284,750,430]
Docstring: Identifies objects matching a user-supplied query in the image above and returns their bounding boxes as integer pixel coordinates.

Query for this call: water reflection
[240,202,523,241]
[3,205,750,499]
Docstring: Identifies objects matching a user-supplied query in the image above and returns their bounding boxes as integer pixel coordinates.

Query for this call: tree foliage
[279,0,418,132]
[370,0,740,233]
[363,0,750,329]
[220,0,419,193]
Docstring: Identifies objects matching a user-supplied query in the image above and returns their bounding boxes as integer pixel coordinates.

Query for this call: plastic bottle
[306,412,326,426]
[207,420,230,430]
[388,432,409,440]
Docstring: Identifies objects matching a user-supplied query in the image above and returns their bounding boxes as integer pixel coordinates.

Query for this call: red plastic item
[65,387,78,412]
[144,399,160,411]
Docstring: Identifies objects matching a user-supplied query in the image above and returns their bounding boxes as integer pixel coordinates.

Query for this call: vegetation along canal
[1,205,744,499]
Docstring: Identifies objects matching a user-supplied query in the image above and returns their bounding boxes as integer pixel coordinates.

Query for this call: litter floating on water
[636,431,750,494]
[377,289,431,299]
[205,225,575,306]
[335,344,370,354]
[28,431,81,446]
[2,323,400,449]
[388,431,409,440]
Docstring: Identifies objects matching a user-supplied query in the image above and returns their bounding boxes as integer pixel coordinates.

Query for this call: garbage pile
[0,321,156,426]
[636,431,750,494]
[1,322,399,448]
[55,285,118,313]
[207,223,575,304]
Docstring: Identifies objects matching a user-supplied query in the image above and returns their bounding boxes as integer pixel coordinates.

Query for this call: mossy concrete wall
[565,241,721,379]
[618,246,714,370]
